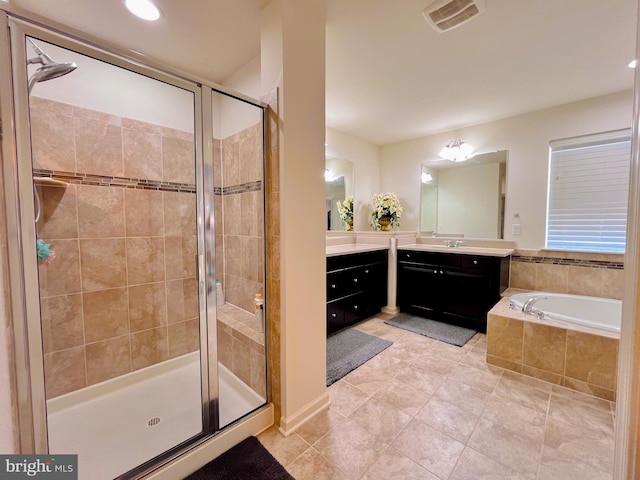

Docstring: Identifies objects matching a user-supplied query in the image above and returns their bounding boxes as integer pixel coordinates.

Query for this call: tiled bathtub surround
[487,298,618,401]
[30,97,199,399]
[510,249,624,300]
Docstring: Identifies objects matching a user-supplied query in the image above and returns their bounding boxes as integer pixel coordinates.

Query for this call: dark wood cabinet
[326,250,388,335]
[397,249,509,332]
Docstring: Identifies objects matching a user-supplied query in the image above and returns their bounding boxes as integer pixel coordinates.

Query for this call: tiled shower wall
[212,120,266,398]
[30,97,199,399]
[263,88,282,424]
[213,124,265,313]
[510,249,624,299]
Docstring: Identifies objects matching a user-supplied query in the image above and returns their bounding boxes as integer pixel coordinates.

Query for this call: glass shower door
[210,90,267,428]
[13,25,208,479]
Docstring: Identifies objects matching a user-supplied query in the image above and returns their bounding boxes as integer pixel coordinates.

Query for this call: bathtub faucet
[521,296,547,315]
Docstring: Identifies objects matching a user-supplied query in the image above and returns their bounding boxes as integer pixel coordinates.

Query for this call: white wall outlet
[512,223,521,236]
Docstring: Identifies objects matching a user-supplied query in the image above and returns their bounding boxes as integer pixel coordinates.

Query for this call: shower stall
[1,13,270,480]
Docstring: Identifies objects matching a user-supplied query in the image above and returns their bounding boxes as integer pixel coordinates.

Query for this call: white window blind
[546,129,631,253]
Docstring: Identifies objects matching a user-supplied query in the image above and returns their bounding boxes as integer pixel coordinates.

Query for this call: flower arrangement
[371,192,402,231]
[336,196,354,230]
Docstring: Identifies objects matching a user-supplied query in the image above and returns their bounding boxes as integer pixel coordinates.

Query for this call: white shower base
[47,351,265,480]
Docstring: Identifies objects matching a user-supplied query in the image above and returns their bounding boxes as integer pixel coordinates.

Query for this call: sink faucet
[521,296,547,314]
[444,239,464,247]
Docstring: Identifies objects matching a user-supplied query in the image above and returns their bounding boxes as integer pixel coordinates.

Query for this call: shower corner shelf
[33,176,68,188]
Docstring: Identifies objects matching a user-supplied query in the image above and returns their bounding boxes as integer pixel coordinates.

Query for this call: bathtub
[488,292,621,401]
[508,292,621,335]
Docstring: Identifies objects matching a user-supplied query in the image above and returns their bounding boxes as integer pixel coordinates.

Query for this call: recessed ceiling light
[628,59,637,69]
[125,0,160,21]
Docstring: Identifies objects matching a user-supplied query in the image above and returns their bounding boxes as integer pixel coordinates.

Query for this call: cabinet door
[440,267,491,324]
[397,263,439,316]
[327,301,344,334]
[361,262,387,308]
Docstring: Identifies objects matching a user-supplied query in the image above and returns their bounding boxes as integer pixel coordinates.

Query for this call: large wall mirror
[420,150,507,238]
[326,157,354,231]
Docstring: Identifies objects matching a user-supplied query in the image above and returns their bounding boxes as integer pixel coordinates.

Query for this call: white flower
[370,192,402,230]
[336,196,354,222]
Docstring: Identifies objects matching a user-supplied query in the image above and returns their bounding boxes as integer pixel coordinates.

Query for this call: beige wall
[380,91,633,248]
[262,0,328,432]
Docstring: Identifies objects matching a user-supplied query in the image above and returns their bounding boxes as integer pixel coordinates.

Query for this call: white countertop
[326,243,389,257]
[399,243,513,257]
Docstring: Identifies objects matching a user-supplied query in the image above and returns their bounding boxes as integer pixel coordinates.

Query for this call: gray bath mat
[326,328,392,386]
[385,313,476,347]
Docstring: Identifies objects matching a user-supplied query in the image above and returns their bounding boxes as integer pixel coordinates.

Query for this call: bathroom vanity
[326,247,388,335]
[397,245,511,332]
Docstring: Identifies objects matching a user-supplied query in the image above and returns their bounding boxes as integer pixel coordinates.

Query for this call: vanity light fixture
[439,139,474,162]
[628,59,637,69]
[325,169,336,182]
[125,0,161,21]
[421,171,433,183]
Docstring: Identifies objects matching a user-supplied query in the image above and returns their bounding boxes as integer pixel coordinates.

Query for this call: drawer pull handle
[433,269,438,274]
[440,270,444,274]
[406,253,411,258]
[365,269,369,273]
[353,278,358,283]
[331,284,336,289]
[473,260,478,265]
[353,305,358,310]
[331,313,337,318]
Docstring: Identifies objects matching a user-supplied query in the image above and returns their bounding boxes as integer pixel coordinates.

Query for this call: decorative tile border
[33,169,196,193]
[214,181,262,196]
[512,255,624,270]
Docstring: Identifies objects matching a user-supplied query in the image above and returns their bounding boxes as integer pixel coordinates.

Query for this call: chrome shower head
[27,38,77,93]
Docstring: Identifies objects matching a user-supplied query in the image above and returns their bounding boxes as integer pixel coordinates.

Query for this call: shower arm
[26,37,54,65]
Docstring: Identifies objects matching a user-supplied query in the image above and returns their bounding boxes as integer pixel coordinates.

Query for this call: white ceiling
[6,0,638,146]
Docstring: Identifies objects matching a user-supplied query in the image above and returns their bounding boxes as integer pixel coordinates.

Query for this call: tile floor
[258,314,616,480]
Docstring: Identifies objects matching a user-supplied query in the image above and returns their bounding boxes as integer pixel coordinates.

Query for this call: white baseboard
[278,391,330,436]
[381,306,400,314]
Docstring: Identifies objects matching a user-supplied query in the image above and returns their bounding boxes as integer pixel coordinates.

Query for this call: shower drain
[145,416,164,428]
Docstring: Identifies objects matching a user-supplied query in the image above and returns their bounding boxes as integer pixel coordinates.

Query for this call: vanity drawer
[399,250,460,267]
[460,255,494,270]
[327,271,347,300]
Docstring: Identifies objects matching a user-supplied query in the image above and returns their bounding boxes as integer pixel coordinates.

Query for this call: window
[546,129,631,253]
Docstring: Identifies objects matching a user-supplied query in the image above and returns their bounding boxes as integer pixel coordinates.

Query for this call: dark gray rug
[385,313,476,347]
[184,436,293,480]
[327,328,392,386]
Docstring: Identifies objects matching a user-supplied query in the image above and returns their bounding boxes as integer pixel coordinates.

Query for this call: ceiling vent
[422,0,486,32]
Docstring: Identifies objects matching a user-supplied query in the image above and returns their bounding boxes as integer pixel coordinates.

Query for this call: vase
[347,220,353,231]
[378,216,392,231]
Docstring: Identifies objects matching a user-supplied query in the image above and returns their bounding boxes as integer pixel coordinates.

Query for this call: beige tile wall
[510,249,624,300]
[30,97,199,399]
[212,118,266,397]
[216,304,266,398]
[216,123,265,313]
[487,309,618,401]
[264,88,281,423]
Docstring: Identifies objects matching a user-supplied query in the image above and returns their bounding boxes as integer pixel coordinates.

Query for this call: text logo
[0,455,77,479]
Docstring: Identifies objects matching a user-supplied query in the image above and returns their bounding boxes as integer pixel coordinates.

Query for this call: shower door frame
[0,10,269,478]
